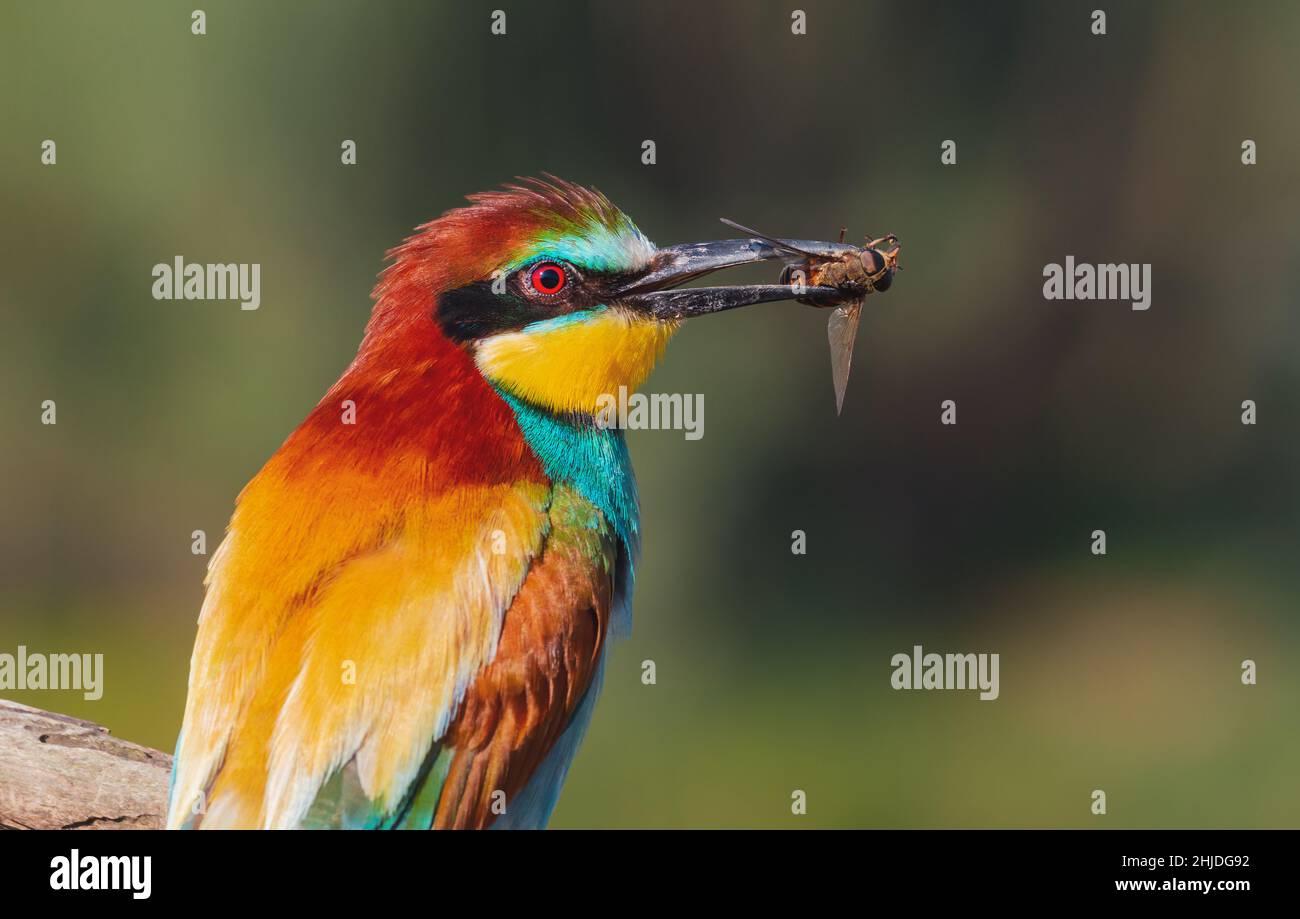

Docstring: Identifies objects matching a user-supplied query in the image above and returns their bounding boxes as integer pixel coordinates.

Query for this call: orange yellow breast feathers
[171,477,551,828]
[167,309,556,828]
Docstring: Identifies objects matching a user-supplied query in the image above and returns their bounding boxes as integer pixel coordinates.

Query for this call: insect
[721,218,901,414]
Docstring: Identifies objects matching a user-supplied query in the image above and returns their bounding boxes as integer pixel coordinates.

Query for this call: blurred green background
[2,1,1298,828]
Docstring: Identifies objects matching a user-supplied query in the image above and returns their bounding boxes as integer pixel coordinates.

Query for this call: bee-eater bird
[167,177,861,829]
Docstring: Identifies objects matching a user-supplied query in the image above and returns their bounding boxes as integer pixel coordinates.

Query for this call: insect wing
[827,298,864,415]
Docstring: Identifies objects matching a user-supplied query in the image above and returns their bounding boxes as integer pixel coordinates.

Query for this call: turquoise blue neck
[495,390,640,554]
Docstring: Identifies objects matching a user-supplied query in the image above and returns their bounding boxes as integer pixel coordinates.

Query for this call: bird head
[366,176,854,418]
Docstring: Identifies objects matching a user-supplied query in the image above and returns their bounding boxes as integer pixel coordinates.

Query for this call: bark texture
[0,699,170,830]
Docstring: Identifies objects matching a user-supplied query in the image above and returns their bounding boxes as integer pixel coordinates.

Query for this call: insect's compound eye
[874,270,894,292]
[528,262,567,296]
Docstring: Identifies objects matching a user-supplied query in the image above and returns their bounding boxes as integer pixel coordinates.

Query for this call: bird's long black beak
[616,237,857,320]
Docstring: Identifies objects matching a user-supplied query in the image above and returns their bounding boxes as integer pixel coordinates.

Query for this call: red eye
[529,262,567,295]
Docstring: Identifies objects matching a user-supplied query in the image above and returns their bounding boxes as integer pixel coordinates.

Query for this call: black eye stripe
[435,282,544,343]
[434,267,623,344]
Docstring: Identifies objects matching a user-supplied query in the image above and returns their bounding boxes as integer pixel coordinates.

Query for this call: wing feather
[168,480,551,829]
[431,484,617,829]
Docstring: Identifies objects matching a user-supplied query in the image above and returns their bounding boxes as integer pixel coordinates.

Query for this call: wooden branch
[0,699,170,830]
